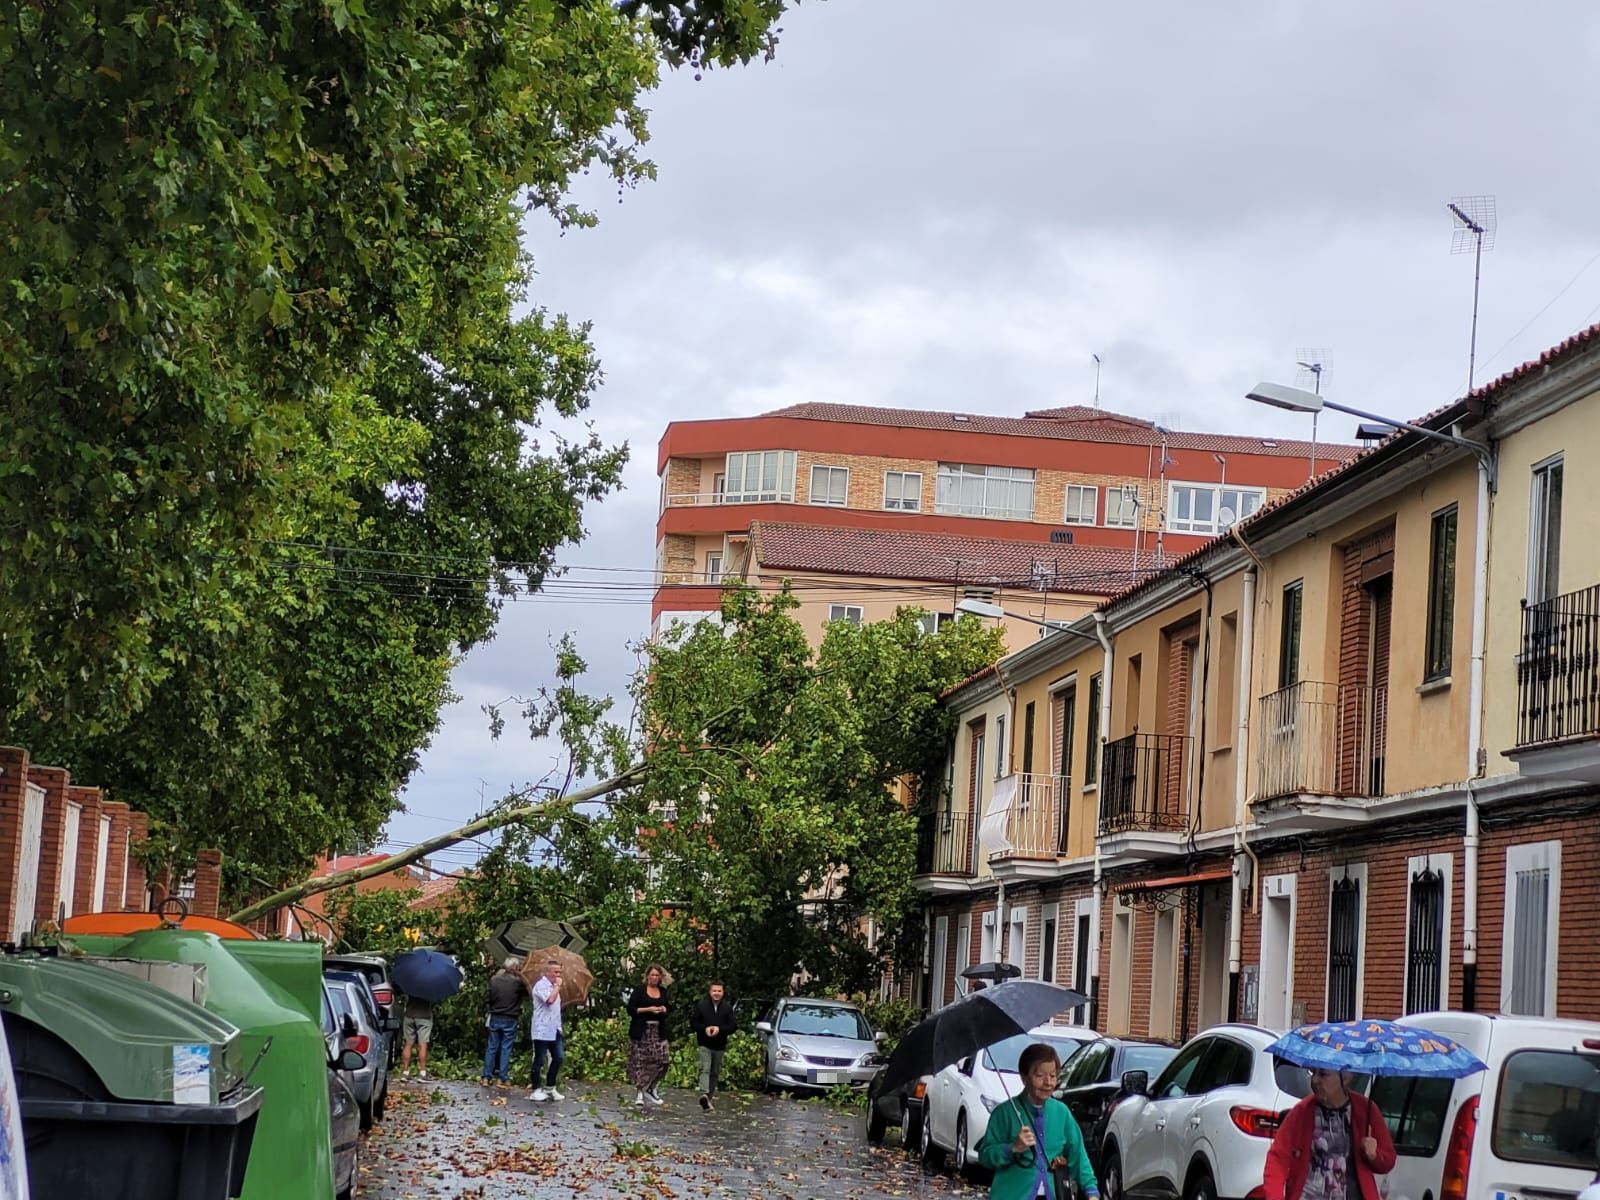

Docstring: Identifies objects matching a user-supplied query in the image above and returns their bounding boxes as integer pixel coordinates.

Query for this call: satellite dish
[1219,506,1237,528]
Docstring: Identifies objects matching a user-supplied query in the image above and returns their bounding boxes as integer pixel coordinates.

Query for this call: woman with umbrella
[977,1042,1100,1200]
[625,964,672,1107]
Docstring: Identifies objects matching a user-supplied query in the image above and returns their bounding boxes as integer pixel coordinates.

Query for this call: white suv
[1100,1023,1308,1200]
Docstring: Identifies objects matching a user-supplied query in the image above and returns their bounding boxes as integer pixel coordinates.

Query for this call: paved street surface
[363,1078,982,1199]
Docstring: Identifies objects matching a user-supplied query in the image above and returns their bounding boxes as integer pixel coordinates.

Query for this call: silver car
[755,997,884,1093]
[326,977,390,1130]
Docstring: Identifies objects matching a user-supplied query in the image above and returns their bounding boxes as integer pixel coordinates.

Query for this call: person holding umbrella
[977,1042,1099,1200]
[1264,1066,1396,1200]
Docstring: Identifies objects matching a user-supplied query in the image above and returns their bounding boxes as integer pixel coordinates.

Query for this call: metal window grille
[1327,875,1361,1021]
[1404,867,1445,1015]
[1508,867,1550,1015]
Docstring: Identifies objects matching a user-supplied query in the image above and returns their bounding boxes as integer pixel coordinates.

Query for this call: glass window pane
[1492,1049,1600,1168]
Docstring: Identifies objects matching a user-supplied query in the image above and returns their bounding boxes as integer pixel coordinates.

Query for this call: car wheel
[1184,1165,1217,1200]
[358,1096,374,1133]
[1101,1146,1122,1200]
[373,1083,387,1123]
[954,1112,970,1174]
[337,1139,358,1200]
[865,1099,887,1143]
[919,1103,945,1167]
[901,1101,923,1154]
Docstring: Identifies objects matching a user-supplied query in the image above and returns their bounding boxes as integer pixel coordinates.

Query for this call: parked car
[1100,1023,1308,1200]
[1054,1036,1179,1176]
[865,1066,926,1147]
[754,997,885,1093]
[324,954,398,1021]
[920,1024,1094,1172]
[321,984,363,1200]
[1364,1011,1600,1200]
[326,977,390,1130]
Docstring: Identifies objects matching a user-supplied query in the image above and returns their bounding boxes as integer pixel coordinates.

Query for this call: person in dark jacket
[690,981,738,1110]
[481,957,526,1087]
[625,963,672,1106]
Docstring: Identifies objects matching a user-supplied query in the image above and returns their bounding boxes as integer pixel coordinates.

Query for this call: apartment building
[913,321,1600,1037]
[654,403,1353,646]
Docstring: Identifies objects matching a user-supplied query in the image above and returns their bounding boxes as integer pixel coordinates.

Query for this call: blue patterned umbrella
[1266,1019,1486,1078]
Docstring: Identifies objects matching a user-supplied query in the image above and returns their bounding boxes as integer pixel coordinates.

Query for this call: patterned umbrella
[518,945,594,1006]
[480,917,587,961]
[1266,1019,1487,1078]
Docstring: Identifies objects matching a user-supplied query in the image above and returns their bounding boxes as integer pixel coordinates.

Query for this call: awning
[1110,866,1233,895]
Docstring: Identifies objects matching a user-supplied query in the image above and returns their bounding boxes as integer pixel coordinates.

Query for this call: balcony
[1099,733,1192,836]
[1508,584,1600,782]
[914,810,976,882]
[990,773,1069,862]
[1256,681,1387,802]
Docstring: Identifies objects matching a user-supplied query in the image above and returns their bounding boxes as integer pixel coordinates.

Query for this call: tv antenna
[1447,196,1496,392]
[1295,348,1331,478]
[1092,354,1103,408]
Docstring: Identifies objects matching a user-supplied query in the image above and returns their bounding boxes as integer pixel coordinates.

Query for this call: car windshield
[984,1033,1084,1073]
[328,988,353,1020]
[1123,1045,1179,1078]
[1491,1048,1600,1168]
[777,1004,871,1040]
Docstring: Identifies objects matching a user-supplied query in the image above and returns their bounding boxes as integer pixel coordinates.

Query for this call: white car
[1100,1023,1308,1200]
[919,1024,1093,1172]
[1370,1012,1600,1200]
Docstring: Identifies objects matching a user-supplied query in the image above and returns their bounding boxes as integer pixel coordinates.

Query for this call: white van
[1368,1012,1600,1200]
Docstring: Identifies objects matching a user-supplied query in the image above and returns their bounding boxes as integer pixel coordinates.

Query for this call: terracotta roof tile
[753,521,1149,595]
[759,401,1360,461]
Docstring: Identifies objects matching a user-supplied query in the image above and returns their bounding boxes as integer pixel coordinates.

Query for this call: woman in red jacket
[1263,1067,1397,1200]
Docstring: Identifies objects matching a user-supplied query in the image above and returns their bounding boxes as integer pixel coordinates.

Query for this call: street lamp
[1245,382,1491,470]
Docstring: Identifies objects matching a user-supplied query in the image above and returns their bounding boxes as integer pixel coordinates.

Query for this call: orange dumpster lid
[62,912,262,940]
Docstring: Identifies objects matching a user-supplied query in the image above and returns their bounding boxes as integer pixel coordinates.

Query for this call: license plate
[809,1070,843,1085]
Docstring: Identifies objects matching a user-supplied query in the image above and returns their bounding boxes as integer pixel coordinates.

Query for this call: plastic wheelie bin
[68,928,339,1200]
[0,948,262,1200]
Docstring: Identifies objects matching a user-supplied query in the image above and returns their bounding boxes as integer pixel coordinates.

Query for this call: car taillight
[1229,1106,1283,1138]
[1440,1095,1477,1200]
[345,1034,370,1056]
[373,988,393,1005]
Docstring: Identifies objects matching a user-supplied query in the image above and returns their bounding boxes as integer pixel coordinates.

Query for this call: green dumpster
[0,950,262,1199]
[69,930,337,1200]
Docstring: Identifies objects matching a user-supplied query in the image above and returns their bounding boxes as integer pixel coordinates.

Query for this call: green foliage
[561,1014,765,1092]
[862,996,924,1056]
[0,0,787,893]
[324,886,436,958]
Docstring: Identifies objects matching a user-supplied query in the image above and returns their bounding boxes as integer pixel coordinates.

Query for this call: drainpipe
[1463,448,1493,1011]
[1090,611,1115,1030]
[1227,564,1257,1022]
[992,661,1018,969]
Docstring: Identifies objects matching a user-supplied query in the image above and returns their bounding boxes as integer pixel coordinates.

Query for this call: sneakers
[546,1087,564,1101]
[529,1087,549,1102]
[418,1070,428,1080]
[646,1088,665,1106]
[634,1090,646,1107]
[699,1093,712,1111]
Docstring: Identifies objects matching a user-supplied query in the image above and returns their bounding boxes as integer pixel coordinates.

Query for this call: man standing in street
[691,980,737,1110]
[529,957,565,1102]
[481,957,525,1088]
[400,992,433,1080]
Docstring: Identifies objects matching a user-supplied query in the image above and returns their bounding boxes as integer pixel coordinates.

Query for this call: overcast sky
[384,0,1600,869]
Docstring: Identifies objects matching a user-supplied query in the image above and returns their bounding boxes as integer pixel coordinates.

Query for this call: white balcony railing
[993,773,1069,858]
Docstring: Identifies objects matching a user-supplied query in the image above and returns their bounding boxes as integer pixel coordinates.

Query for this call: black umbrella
[961,961,1023,982]
[391,949,464,1003]
[876,980,1089,1096]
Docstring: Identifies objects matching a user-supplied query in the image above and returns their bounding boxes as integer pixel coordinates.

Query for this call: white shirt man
[529,960,565,1102]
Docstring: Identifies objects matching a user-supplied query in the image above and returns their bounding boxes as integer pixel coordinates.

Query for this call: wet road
[363,1078,984,1199]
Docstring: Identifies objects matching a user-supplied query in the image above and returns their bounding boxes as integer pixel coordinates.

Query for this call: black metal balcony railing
[992,773,1070,859]
[1099,733,1192,836]
[915,810,976,876]
[1256,681,1387,800]
[1516,584,1600,748]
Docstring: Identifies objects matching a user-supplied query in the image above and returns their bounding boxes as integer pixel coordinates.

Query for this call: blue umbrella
[390,949,463,1003]
[1266,1019,1487,1078]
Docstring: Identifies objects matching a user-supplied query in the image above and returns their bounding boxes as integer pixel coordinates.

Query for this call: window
[1022,702,1036,775]
[809,464,849,506]
[1065,1041,1110,1087]
[1326,867,1366,1021]
[1105,486,1139,529]
[712,472,726,501]
[723,450,796,503]
[1152,1038,1212,1099]
[827,604,863,626]
[994,714,1007,779]
[980,910,997,962]
[1006,907,1026,969]
[1166,482,1266,535]
[1279,581,1303,689]
[918,611,955,635]
[1369,1075,1455,1156]
[705,553,723,584]
[1084,674,1102,786]
[935,463,1036,520]
[1404,855,1449,1015]
[1528,456,1563,603]
[1502,840,1560,1016]
[884,470,922,511]
[1039,903,1056,982]
[1425,506,1458,681]
[1491,1049,1600,1168]
[1189,1039,1254,1093]
[1063,485,1097,525]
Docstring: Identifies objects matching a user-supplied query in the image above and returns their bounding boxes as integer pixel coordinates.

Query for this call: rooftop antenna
[1295,348,1330,479]
[1092,354,1103,408]
[1447,196,1497,392]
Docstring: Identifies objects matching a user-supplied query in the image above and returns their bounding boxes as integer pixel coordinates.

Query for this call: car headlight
[777,1043,800,1062]
[981,1095,1000,1112]
[856,1052,883,1067]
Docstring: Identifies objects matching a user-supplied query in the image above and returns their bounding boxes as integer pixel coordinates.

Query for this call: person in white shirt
[528,959,565,1102]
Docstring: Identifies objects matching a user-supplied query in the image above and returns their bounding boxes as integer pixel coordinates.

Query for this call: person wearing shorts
[402,994,434,1079]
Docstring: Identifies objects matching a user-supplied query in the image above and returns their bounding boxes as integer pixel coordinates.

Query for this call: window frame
[1325,863,1368,1022]
[808,463,850,507]
[883,470,923,512]
[704,552,723,584]
[1500,840,1560,1017]
[1084,673,1103,787]
[826,603,864,626]
[934,462,1037,521]
[1278,580,1304,690]
[1527,455,1563,604]
[1166,482,1267,535]
[723,450,797,503]
[1402,853,1452,1015]
[1105,485,1139,529]
[1424,505,1458,681]
[1062,484,1098,526]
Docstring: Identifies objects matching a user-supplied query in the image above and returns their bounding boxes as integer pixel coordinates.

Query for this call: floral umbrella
[1266,1019,1487,1078]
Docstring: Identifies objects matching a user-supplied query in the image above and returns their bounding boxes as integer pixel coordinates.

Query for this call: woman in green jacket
[978,1042,1101,1200]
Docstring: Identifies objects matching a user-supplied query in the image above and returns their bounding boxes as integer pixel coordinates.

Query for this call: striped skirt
[627,1026,670,1090]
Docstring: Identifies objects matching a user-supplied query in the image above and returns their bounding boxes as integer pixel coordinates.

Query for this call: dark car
[864,1066,925,1149]
[1054,1035,1179,1174]
[321,983,364,1200]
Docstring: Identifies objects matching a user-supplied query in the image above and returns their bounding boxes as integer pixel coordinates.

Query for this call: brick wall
[660,533,698,583]
[124,811,149,910]
[0,746,29,938]
[28,766,70,928]
[192,849,224,918]
[662,456,704,500]
[70,786,105,917]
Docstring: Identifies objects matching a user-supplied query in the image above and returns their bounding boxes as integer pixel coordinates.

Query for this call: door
[1258,876,1296,1031]
[1175,1038,1255,1191]
[90,814,111,913]
[59,802,81,921]
[13,785,44,939]
[931,916,949,1010]
[1126,1036,1212,1194]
